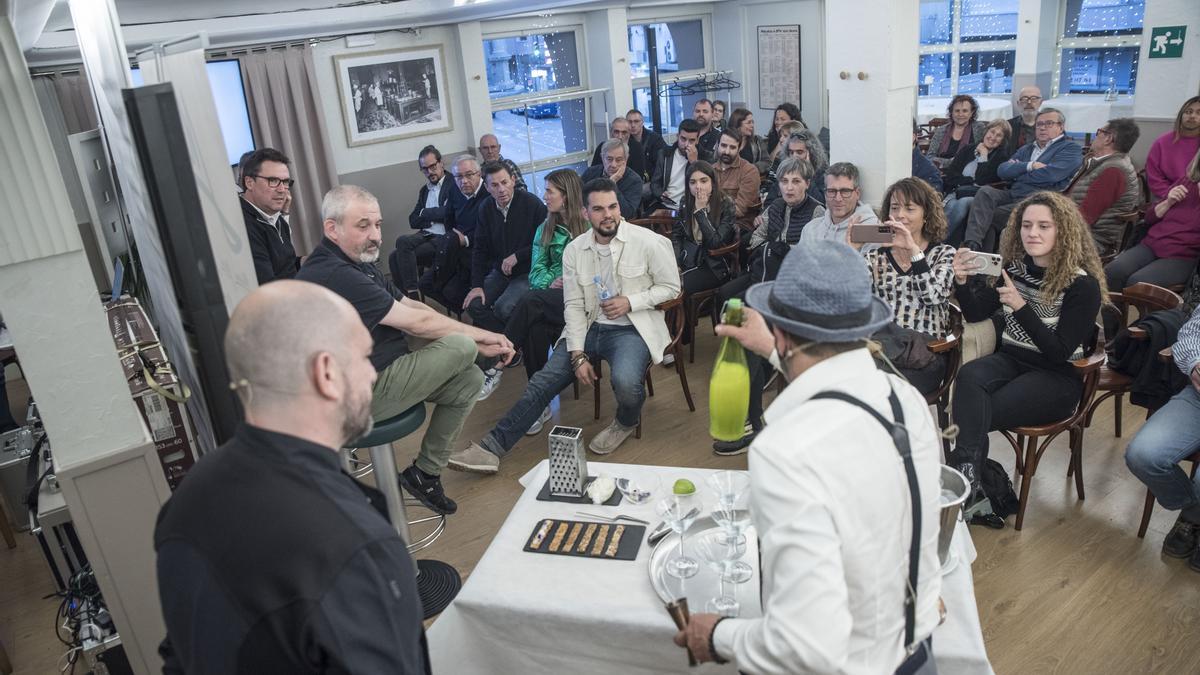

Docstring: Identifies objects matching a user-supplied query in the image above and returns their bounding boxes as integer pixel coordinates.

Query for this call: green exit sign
[1149,26,1186,59]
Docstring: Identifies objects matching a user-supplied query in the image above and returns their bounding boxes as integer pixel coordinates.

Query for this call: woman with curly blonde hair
[947,191,1106,503]
[847,176,956,395]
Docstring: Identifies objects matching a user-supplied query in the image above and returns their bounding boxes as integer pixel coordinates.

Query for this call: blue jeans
[468,269,530,332]
[1125,385,1200,521]
[481,324,651,456]
[944,195,974,248]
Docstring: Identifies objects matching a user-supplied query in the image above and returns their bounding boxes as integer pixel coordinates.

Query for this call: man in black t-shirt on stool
[298,185,513,514]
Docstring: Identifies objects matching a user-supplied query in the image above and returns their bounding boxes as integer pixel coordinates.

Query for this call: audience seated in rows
[1105,142,1200,290]
[419,155,488,310]
[448,178,682,473]
[1063,117,1142,258]
[1125,304,1200,571]
[761,130,828,214]
[726,108,771,176]
[589,116,646,181]
[648,118,712,212]
[477,133,525,190]
[948,191,1106,494]
[1005,85,1043,157]
[911,121,944,193]
[240,148,300,284]
[626,108,667,181]
[501,169,590,394]
[765,102,804,155]
[693,98,721,155]
[1145,96,1200,200]
[849,177,956,396]
[389,145,461,296]
[799,161,880,246]
[296,185,514,515]
[713,128,763,232]
[582,138,643,220]
[943,119,1012,247]
[924,94,986,171]
[962,108,1083,252]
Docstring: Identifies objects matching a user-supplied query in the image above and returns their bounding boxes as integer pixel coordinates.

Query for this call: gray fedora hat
[745,240,893,343]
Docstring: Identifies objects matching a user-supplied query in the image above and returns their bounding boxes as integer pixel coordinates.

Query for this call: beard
[1020,108,1038,124]
[357,242,381,263]
[594,219,619,239]
[339,383,375,445]
[718,152,736,165]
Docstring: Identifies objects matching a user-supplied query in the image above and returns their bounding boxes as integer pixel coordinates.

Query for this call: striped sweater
[863,244,956,339]
[955,257,1102,375]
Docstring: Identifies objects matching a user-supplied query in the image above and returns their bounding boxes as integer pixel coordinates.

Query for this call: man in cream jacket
[449,177,681,472]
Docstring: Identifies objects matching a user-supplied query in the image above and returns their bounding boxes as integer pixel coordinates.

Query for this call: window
[627,16,710,135]
[529,161,590,194]
[1054,0,1145,96]
[483,32,581,100]
[627,20,705,79]
[490,96,590,167]
[130,60,255,166]
[917,0,1017,97]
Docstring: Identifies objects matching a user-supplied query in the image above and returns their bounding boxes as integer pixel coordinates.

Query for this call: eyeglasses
[1034,120,1062,128]
[827,187,858,199]
[419,163,442,173]
[1017,96,1043,104]
[250,175,294,189]
[1095,127,1112,136]
[454,171,481,181]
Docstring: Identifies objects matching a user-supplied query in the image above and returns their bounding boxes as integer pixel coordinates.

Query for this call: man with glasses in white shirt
[240,147,301,284]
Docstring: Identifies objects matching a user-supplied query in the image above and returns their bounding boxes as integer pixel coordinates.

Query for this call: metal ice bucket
[938,465,970,566]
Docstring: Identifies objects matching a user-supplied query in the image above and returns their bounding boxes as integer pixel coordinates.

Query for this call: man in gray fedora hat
[675,240,944,674]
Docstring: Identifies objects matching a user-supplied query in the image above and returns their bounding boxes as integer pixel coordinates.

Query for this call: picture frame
[334,45,453,146]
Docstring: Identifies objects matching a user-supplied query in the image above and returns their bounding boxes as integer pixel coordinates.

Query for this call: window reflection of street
[492,108,571,165]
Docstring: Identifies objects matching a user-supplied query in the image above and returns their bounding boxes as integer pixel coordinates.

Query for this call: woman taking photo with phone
[847,177,956,395]
[948,191,1106,498]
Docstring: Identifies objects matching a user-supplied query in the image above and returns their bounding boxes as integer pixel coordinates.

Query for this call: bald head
[224,281,367,407]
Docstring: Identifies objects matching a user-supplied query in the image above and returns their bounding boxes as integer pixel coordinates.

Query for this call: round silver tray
[648,516,763,619]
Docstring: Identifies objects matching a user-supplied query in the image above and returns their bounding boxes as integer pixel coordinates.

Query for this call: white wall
[713,0,824,130]
[311,27,473,176]
[1133,0,1200,120]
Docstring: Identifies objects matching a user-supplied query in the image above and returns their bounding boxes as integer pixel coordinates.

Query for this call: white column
[0,13,167,675]
[585,7,635,125]
[825,0,919,205]
[1013,0,1059,98]
[456,20,494,152]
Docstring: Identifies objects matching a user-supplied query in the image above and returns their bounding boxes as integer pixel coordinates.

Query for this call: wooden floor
[2,329,1200,674]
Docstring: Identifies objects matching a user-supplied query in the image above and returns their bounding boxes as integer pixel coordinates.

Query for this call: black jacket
[156,425,428,675]
[650,145,715,205]
[698,127,721,155]
[450,186,489,240]
[635,130,668,181]
[591,136,647,181]
[673,194,736,279]
[471,189,548,287]
[1004,115,1036,157]
[942,144,1011,193]
[1109,308,1189,409]
[581,164,643,220]
[241,197,299,285]
[407,175,461,232]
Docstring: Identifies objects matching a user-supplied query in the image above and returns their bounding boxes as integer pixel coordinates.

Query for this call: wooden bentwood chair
[925,305,964,456]
[999,326,1107,531]
[591,295,694,438]
[685,240,743,363]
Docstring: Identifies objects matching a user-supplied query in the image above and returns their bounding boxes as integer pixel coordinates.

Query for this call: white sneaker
[589,419,638,455]
[526,406,553,436]
[661,352,676,367]
[477,368,502,401]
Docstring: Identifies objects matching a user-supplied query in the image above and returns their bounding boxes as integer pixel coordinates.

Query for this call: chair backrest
[630,216,674,237]
[1107,283,1183,336]
[1066,324,1108,428]
[657,295,686,358]
[926,304,965,405]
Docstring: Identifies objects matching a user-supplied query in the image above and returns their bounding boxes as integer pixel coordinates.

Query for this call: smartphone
[963,252,1003,277]
[849,223,894,244]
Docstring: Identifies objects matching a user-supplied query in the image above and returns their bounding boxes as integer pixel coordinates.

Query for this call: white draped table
[1042,95,1135,134]
[918,96,1013,125]
[426,460,993,674]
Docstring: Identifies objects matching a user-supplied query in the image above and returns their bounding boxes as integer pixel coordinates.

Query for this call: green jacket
[528,221,572,290]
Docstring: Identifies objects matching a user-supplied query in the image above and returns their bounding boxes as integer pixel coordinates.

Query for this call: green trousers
[371,334,483,475]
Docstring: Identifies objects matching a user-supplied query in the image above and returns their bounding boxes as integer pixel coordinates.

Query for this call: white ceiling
[40,0,355,33]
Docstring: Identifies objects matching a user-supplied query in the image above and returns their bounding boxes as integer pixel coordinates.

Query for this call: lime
[673,478,696,495]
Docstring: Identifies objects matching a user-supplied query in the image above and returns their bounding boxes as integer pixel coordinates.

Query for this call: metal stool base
[416,559,462,619]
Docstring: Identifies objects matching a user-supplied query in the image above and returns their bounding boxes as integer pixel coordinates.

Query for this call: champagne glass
[707,470,750,512]
[616,475,661,506]
[708,471,753,582]
[656,492,699,579]
[694,531,747,617]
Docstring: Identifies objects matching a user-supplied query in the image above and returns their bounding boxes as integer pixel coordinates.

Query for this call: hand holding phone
[848,223,894,244]
[961,251,1003,277]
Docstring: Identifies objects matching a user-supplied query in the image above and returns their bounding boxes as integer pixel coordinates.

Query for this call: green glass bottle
[709,299,751,442]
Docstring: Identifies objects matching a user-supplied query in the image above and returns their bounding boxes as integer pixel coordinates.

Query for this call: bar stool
[343,404,461,618]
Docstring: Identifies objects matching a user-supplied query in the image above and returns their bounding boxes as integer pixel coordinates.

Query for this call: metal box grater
[0,427,35,530]
[548,425,588,497]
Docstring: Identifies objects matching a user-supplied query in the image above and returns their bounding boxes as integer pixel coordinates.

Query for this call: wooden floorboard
[2,329,1199,673]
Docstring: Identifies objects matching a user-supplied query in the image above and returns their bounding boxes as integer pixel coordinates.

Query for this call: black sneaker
[398,465,458,515]
[505,350,524,370]
[1163,514,1200,558]
[713,430,757,457]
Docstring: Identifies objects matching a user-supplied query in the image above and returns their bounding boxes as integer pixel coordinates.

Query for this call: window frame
[917,0,1018,98]
[626,13,714,94]
[1051,0,1144,97]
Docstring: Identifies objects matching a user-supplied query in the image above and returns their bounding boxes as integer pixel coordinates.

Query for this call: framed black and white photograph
[335,46,452,146]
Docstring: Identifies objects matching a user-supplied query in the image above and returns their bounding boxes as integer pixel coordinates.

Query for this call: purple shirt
[1143,177,1200,260]
[1146,132,1200,200]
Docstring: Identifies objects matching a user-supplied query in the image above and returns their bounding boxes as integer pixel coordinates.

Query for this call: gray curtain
[239,46,337,255]
[33,71,98,134]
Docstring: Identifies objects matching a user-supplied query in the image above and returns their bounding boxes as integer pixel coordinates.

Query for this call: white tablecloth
[426,461,993,674]
[1042,95,1134,134]
[918,96,1012,125]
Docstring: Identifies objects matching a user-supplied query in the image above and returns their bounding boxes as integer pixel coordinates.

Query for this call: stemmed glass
[707,471,753,582]
[656,492,699,579]
[694,531,747,617]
